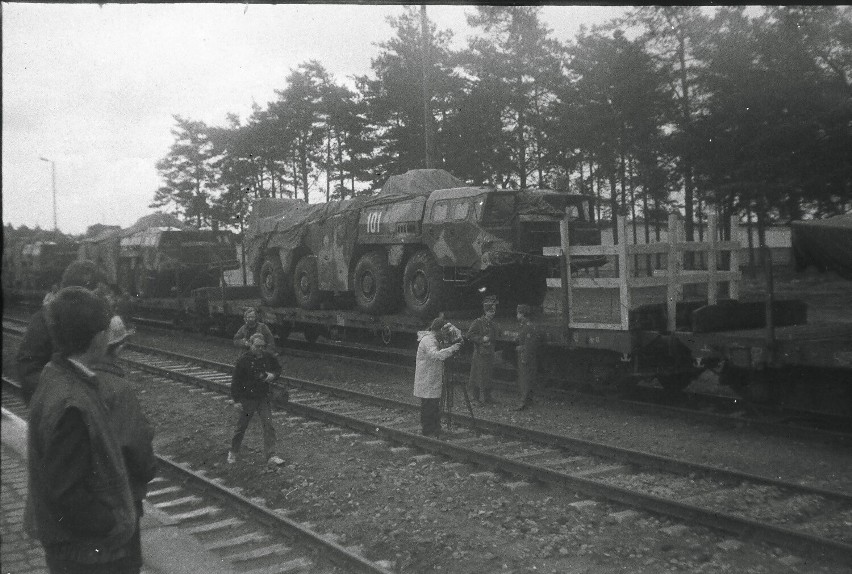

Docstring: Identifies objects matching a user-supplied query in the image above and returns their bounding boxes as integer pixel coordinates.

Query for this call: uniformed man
[233,307,276,350]
[515,304,540,410]
[466,295,499,405]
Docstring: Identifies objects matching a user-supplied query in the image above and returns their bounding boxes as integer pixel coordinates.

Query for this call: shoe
[267,455,285,466]
[227,451,237,464]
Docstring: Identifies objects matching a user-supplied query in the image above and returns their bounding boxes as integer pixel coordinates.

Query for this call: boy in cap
[414,318,462,437]
[515,304,541,410]
[466,294,500,405]
[26,287,138,573]
[15,260,109,403]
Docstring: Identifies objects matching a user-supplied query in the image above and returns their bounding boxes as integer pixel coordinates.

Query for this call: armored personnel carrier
[245,169,601,318]
[79,213,239,298]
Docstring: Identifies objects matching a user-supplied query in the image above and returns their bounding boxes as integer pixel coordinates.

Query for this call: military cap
[60,260,104,290]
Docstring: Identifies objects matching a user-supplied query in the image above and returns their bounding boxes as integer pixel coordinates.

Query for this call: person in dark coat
[515,304,541,410]
[25,287,139,574]
[466,295,499,404]
[92,315,157,573]
[15,260,107,404]
[233,307,276,350]
[228,333,284,465]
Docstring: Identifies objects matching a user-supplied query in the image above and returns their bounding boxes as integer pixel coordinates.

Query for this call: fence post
[729,216,741,300]
[560,215,573,330]
[617,215,631,330]
[666,213,682,332]
[707,213,718,305]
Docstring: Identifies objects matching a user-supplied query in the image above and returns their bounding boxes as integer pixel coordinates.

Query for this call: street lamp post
[38,156,57,233]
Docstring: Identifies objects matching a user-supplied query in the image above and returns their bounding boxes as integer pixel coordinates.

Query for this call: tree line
[151,5,852,245]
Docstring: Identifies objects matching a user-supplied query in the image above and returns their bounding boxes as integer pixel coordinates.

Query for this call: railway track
[12,335,845,567]
[6,313,849,439]
[1,376,396,574]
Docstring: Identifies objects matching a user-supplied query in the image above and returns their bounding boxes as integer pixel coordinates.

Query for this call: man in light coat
[413,318,462,437]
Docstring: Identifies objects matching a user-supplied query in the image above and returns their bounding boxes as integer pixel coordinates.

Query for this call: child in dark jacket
[228,333,284,465]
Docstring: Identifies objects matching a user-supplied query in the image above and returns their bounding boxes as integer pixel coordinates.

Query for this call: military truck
[245,169,601,318]
[12,240,79,291]
[79,213,239,298]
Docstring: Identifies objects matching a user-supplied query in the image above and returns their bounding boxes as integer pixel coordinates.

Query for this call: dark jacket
[231,350,281,402]
[15,307,53,403]
[93,358,157,506]
[25,355,137,564]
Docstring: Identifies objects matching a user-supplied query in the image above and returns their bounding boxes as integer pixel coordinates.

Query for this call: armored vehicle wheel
[258,255,292,306]
[657,373,693,393]
[403,250,447,319]
[303,326,321,344]
[293,255,324,310]
[354,252,398,315]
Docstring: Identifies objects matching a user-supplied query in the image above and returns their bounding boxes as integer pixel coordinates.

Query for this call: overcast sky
[2,3,625,235]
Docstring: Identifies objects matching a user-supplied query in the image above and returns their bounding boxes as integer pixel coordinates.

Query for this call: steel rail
[0,374,394,574]
[118,349,852,566]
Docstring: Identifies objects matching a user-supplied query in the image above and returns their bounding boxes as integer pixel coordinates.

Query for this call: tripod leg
[460,385,476,431]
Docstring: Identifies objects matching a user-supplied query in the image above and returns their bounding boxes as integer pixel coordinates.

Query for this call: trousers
[420,398,441,436]
[230,397,277,457]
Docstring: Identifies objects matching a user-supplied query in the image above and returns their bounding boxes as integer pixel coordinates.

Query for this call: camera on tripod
[439,322,464,347]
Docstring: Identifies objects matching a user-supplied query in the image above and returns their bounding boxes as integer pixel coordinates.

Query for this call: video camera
[439,322,464,347]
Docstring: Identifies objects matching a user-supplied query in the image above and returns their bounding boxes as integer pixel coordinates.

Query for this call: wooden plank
[568,245,619,256]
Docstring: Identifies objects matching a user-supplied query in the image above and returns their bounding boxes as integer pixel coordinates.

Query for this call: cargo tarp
[792,213,852,279]
[246,170,466,269]
[377,169,466,200]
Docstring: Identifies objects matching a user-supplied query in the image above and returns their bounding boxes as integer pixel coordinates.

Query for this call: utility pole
[39,156,58,235]
[420,4,432,169]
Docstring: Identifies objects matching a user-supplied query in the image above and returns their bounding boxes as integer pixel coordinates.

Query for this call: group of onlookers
[16,261,540,572]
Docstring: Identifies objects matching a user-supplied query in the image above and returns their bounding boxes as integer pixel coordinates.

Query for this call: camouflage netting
[792,213,852,279]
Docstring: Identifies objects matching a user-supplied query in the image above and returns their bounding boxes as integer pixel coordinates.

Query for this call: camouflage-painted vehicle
[79,213,239,298]
[7,240,79,291]
[245,169,601,318]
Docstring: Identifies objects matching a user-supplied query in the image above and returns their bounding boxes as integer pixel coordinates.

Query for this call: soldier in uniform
[466,295,499,404]
[233,307,276,350]
[515,304,541,411]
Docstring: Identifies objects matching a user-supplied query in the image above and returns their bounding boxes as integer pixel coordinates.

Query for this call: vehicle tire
[303,326,321,344]
[293,255,324,310]
[257,255,292,306]
[134,265,148,298]
[657,373,693,393]
[354,251,399,315]
[403,250,448,319]
[522,269,548,307]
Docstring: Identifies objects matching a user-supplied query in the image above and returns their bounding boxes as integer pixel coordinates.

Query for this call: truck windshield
[477,193,515,226]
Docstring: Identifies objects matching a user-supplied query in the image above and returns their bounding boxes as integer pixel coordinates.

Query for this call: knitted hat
[60,261,104,290]
[483,294,498,309]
